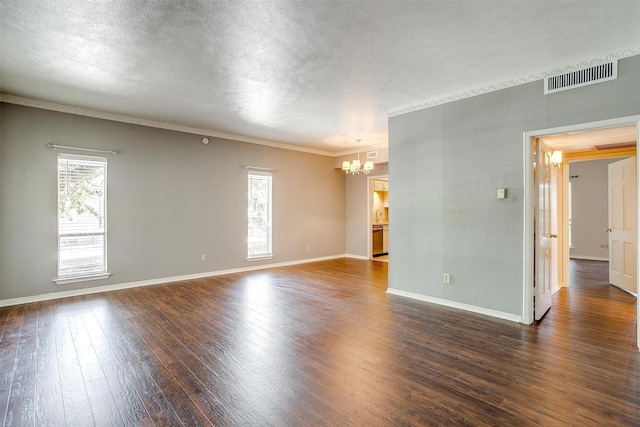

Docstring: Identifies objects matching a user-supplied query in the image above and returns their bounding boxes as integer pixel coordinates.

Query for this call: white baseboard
[610,283,638,298]
[345,254,369,260]
[570,255,609,261]
[0,254,349,307]
[386,288,523,323]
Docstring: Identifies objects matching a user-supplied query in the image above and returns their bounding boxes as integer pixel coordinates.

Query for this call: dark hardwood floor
[1,258,638,426]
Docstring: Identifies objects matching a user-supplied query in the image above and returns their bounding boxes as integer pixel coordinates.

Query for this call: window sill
[54,273,112,285]
[246,255,274,262]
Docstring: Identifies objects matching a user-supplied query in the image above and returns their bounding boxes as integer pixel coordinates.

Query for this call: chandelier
[342,139,374,175]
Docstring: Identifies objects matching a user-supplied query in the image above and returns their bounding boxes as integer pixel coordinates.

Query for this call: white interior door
[608,156,637,294]
[535,141,554,320]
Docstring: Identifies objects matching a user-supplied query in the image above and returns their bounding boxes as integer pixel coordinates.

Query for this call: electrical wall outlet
[443,273,451,284]
[201,254,206,261]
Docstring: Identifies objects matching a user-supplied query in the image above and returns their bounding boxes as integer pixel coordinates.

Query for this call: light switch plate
[497,188,507,199]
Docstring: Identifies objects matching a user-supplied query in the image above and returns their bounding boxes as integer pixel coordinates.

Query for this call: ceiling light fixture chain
[342,138,374,175]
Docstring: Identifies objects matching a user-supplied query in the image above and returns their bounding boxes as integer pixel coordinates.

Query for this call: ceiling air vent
[367,151,378,159]
[544,61,617,94]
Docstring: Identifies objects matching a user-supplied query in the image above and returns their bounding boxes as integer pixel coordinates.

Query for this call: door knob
[550,234,558,238]
[605,228,612,232]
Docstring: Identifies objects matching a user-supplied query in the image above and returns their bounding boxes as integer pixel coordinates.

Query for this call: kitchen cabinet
[374,180,388,192]
[374,180,389,208]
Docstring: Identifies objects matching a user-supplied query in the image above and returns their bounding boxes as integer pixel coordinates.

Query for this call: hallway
[539,259,637,350]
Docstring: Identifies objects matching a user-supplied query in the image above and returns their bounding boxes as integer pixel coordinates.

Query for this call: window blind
[57,153,107,279]
[247,171,272,259]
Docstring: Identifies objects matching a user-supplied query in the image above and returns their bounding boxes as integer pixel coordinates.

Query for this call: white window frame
[55,153,111,284]
[247,171,273,260]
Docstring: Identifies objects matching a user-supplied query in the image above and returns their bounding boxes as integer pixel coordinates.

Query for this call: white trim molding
[386,288,523,323]
[387,47,640,117]
[345,254,369,260]
[333,144,389,158]
[0,254,347,307]
[570,256,609,262]
[0,94,334,157]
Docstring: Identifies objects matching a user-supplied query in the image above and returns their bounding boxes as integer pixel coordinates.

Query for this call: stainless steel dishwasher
[372,225,384,256]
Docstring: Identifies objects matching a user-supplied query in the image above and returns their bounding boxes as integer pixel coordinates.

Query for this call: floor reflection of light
[223,270,400,420]
[232,273,295,410]
[240,273,280,351]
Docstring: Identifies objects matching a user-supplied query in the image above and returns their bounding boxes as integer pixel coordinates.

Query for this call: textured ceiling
[540,125,638,153]
[1,0,639,154]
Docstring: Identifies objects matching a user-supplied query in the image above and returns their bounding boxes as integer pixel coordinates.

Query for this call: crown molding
[387,46,640,117]
[333,143,389,157]
[0,94,335,157]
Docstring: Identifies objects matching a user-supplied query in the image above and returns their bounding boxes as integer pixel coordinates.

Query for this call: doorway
[523,115,640,349]
[369,175,389,262]
[568,156,638,295]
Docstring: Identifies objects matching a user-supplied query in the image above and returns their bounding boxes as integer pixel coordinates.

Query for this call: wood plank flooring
[1,258,638,426]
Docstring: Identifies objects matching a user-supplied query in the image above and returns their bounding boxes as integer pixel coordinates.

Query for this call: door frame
[523,115,640,349]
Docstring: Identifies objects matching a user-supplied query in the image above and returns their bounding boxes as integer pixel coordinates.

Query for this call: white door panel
[535,141,554,320]
[608,157,637,294]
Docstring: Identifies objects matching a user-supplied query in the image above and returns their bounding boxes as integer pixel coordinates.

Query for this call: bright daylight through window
[57,153,108,283]
[247,171,272,259]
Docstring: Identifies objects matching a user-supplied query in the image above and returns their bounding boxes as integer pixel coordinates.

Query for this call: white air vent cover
[544,61,617,94]
[366,151,378,159]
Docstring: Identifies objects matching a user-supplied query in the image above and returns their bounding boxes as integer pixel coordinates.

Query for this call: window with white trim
[56,153,108,282]
[247,171,272,259]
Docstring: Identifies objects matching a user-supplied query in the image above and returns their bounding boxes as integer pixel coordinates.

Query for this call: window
[56,154,109,283]
[247,171,272,259]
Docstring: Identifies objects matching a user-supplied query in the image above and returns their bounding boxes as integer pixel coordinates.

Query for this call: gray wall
[569,158,629,260]
[0,106,3,299]
[1,104,346,300]
[345,164,388,257]
[388,55,640,316]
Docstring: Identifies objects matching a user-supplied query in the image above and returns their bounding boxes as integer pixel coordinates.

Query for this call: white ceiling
[1,1,639,154]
